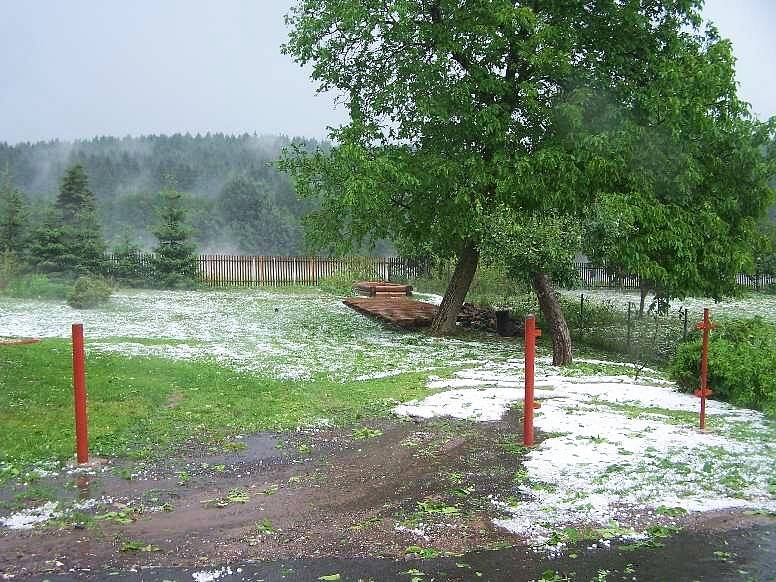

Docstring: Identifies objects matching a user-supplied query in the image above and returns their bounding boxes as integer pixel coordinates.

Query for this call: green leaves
[120,539,161,552]
[352,426,383,440]
[201,487,250,508]
[284,0,774,310]
[481,208,582,287]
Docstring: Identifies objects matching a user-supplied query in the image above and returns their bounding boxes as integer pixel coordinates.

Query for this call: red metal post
[524,314,542,446]
[694,308,715,430]
[72,323,89,464]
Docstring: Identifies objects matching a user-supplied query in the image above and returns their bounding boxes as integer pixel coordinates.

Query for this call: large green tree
[283,0,774,351]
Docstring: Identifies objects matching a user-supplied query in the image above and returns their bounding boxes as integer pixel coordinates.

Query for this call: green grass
[0,339,437,467]
[1,274,71,300]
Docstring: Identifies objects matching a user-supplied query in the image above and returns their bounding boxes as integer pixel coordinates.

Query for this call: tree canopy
[28,164,106,276]
[283,0,775,336]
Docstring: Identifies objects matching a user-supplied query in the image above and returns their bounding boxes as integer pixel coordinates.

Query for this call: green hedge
[671,317,776,417]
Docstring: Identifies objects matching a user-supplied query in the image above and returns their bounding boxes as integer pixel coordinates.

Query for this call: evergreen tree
[57,164,95,223]
[152,189,197,288]
[29,164,106,276]
[217,176,300,254]
[27,208,66,273]
[0,167,29,256]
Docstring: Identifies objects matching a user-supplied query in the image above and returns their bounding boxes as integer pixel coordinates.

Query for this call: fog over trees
[0,133,323,254]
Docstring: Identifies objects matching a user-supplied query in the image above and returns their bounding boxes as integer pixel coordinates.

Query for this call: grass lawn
[0,339,436,468]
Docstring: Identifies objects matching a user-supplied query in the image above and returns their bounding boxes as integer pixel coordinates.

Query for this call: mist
[0,133,326,254]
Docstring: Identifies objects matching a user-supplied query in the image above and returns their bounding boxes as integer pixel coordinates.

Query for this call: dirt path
[1,414,524,578]
[1,414,773,580]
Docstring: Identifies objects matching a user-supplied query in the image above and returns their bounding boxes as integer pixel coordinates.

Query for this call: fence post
[523,314,542,447]
[579,293,585,337]
[694,308,715,430]
[71,324,89,464]
[626,301,633,353]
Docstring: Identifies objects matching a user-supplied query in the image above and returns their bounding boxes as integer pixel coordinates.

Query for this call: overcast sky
[0,0,773,145]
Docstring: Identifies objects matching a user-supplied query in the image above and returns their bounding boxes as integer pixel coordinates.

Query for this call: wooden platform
[343,297,437,329]
[354,281,413,297]
[0,338,41,346]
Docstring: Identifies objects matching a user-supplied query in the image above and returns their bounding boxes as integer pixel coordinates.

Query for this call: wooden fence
[104,253,430,286]
[575,262,776,291]
[104,253,775,291]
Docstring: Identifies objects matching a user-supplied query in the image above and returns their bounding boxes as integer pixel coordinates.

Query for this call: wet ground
[32,524,776,581]
[1,415,774,581]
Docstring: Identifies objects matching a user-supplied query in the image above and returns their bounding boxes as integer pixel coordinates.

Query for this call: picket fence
[104,253,429,286]
[575,262,776,291]
[104,253,774,291]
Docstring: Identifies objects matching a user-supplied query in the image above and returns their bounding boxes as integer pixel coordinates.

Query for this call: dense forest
[0,133,323,254]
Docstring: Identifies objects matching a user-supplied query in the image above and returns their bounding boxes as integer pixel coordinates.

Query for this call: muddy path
[1,414,774,580]
[1,414,524,578]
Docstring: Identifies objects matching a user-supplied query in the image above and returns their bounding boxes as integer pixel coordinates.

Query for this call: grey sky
[1,0,773,145]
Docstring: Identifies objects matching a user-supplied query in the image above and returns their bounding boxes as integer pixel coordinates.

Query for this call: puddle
[203,434,287,466]
[30,523,776,581]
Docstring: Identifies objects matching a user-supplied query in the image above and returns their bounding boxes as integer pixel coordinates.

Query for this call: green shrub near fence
[67,275,113,309]
[671,317,776,417]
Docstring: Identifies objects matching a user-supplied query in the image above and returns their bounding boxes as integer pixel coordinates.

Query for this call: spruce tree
[0,168,28,256]
[31,164,107,276]
[152,188,197,288]
[56,164,94,223]
[27,208,66,273]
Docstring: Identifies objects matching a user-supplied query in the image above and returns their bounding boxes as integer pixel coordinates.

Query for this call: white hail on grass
[562,288,776,323]
[0,501,61,530]
[0,290,516,382]
[393,360,776,545]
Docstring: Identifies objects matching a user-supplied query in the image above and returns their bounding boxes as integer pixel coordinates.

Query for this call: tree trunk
[532,272,572,365]
[428,240,480,336]
[639,279,651,317]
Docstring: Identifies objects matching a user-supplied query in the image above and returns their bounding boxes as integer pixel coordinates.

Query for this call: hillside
[0,134,322,253]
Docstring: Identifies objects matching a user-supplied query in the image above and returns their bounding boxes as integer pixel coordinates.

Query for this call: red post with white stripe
[72,323,89,464]
[694,308,715,430]
[524,314,542,446]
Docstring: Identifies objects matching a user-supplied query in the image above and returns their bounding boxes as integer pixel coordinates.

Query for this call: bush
[0,250,21,291]
[317,257,398,295]
[67,276,113,309]
[670,317,776,416]
[318,273,360,295]
[2,273,71,300]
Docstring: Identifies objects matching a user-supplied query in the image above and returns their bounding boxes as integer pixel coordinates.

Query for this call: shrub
[0,250,21,291]
[670,317,776,416]
[406,261,529,308]
[318,272,361,295]
[3,273,71,300]
[67,276,113,309]
[317,257,396,295]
